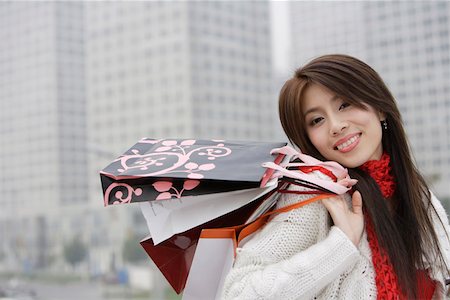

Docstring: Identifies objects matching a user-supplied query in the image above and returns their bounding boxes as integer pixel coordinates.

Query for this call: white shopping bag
[182,229,236,300]
[139,181,278,245]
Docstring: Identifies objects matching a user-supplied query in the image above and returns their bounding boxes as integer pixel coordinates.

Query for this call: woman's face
[301,83,385,168]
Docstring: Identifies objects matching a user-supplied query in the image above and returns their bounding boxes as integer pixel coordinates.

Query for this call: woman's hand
[322,191,364,246]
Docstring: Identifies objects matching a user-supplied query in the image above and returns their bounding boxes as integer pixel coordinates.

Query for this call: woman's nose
[330,118,348,136]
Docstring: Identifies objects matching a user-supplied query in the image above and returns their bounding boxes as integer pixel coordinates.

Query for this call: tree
[63,236,87,268]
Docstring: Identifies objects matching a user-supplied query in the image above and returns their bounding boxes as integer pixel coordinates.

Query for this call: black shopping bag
[100,138,286,206]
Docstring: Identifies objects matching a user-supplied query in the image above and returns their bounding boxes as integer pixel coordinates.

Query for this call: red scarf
[359,153,436,299]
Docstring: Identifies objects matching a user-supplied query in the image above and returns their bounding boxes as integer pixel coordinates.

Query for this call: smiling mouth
[334,134,361,151]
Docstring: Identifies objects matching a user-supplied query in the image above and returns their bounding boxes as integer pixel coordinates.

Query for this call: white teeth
[336,135,359,150]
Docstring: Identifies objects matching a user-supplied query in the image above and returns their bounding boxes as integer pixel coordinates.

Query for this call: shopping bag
[139,182,278,245]
[182,229,236,300]
[182,193,333,300]
[100,138,286,206]
[139,191,276,294]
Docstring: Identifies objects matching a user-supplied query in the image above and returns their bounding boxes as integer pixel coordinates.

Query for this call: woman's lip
[333,133,361,151]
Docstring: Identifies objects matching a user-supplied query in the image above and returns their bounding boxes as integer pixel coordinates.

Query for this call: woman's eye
[339,102,351,110]
[310,117,324,126]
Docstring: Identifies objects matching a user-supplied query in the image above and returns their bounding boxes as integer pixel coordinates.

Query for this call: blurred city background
[0,1,449,299]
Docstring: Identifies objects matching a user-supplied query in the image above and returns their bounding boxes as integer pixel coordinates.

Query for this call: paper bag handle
[262,161,351,195]
[270,146,347,177]
[201,192,335,258]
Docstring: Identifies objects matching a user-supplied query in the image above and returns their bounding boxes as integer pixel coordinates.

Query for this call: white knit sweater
[221,175,450,299]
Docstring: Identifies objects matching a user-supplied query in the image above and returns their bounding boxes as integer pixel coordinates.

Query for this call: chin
[331,155,367,169]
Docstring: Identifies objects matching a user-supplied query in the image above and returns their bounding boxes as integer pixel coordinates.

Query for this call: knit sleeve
[221,189,360,300]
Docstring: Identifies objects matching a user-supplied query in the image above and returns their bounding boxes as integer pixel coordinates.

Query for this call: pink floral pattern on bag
[114,139,230,179]
[104,183,143,205]
[152,180,200,200]
[103,139,232,204]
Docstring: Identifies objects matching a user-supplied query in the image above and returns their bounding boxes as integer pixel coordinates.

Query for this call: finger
[351,191,363,215]
[321,196,346,220]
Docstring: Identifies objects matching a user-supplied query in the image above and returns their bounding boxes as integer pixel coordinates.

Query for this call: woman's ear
[379,111,386,121]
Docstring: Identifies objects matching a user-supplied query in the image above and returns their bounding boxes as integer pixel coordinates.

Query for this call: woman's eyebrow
[303,95,340,116]
[303,106,320,117]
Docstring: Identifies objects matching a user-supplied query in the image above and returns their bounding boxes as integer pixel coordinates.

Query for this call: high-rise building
[0,2,88,270]
[289,2,366,67]
[288,1,450,199]
[85,1,274,152]
[364,1,450,199]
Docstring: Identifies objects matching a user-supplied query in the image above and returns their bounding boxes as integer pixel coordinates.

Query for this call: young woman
[222,54,450,299]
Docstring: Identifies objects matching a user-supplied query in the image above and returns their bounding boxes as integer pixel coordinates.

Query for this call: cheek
[373,123,383,141]
[363,115,382,134]
[307,128,328,152]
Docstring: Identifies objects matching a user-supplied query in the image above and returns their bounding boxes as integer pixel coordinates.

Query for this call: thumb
[351,190,363,215]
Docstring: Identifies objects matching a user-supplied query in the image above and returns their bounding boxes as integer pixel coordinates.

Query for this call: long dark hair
[279,54,448,297]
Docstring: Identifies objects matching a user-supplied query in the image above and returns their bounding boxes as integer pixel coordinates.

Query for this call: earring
[381,120,388,130]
